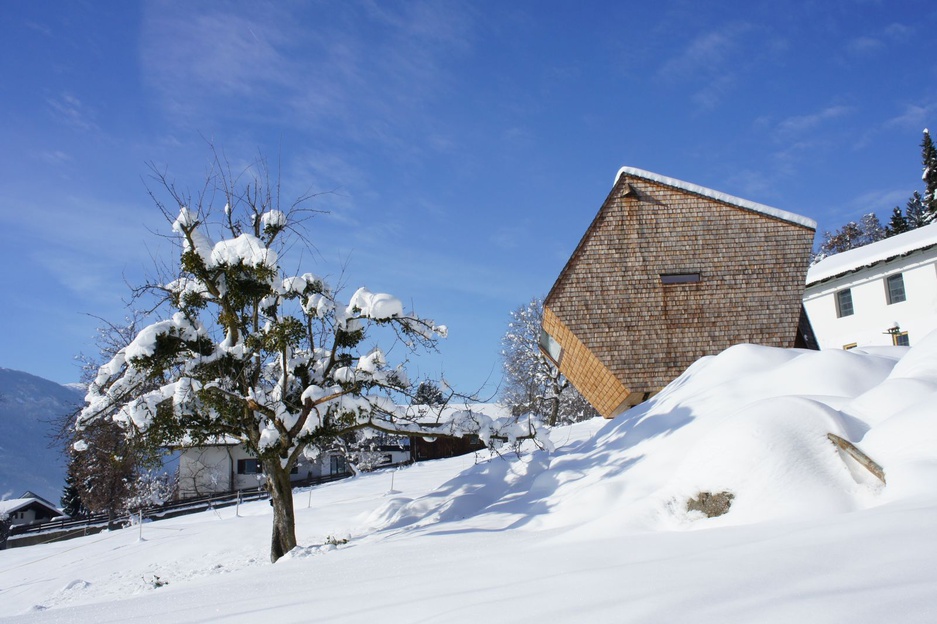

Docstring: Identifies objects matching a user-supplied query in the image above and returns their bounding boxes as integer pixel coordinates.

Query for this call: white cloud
[884,23,914,41]
[659,30,738,81]
[34,150,72,165]
[656,23,762,110]
[886,104,937,130]
[849,188,914,213]
[776,105,853,136]
[0,193,168,302]
[46,93,98,132]
[140,1,476,153]
[845,36,884,56]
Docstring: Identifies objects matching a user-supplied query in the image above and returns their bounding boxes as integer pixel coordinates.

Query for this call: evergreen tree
[921,129,937,221]
[413,381,445,406]
[60,465,90,518]
[905,191,930,229]
[885,205,910,238]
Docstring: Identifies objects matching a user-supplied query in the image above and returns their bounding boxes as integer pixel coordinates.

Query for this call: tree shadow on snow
[374,404,695,537]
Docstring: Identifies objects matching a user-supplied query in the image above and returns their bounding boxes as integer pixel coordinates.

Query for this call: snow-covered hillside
[0,368,82,502]
[2,335,937,623]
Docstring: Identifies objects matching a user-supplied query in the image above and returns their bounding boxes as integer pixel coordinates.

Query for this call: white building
[0,492,67,526]
[803,223,937,350]
[176,437,410,499]
[176,440,349,499]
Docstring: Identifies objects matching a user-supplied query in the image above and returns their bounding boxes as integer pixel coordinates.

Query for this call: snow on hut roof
[806,222,937,286]
[0,495,64,517]
[615,166,817,230]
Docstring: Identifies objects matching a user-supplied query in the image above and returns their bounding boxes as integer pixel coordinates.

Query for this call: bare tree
[500,297,598,426]
[54,314,167,526]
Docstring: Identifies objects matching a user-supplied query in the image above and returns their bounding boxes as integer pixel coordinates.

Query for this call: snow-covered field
[3,334,937,623]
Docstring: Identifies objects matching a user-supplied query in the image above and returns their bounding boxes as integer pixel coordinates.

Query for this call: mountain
[0,368,84,504]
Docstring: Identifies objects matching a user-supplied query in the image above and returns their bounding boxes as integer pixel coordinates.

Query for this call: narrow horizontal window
[843,343,857,350]
[237,458,261,475]
[539,329,563,364]
[660,273,700,285]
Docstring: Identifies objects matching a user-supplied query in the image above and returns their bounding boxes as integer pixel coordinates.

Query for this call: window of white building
[237,458,261,474]
[886,273,906,304]
[835,288,854,318]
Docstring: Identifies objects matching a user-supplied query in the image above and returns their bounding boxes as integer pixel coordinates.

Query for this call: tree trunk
[264,460,297,563]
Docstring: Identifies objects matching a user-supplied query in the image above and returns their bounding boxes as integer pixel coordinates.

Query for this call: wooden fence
[4,471,351,549]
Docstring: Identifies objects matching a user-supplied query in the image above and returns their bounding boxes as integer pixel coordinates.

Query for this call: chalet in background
[541,167,817,418]
[0,491,67,526]
[804,223,937,350]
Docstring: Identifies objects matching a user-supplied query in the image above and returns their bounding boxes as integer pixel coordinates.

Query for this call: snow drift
[4,334,937,622]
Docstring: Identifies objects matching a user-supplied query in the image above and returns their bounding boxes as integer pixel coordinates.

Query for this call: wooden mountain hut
[541,167,817,418]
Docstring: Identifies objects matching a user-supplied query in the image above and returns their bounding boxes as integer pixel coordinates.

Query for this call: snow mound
[368,337,937,537]
[5,338,937,622]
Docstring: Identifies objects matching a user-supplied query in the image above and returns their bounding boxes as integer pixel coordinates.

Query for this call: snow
[5,336,937,622]
[615,166,818,229]
[807,222,937,285]
[260,210,287,230]
[210,233,277,269]
[346,287,404,320]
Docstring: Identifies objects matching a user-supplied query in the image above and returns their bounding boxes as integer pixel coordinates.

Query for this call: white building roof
[615,166,817,230]
[0,495,64,518]
[807,223,937,286]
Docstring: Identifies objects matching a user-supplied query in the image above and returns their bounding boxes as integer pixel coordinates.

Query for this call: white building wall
[178,446,235,498]
[804,247,937,350]
[177,444,335,498]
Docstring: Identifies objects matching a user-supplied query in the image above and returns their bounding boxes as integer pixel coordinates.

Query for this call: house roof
[0,494,65,518]
[806,223,937,286]
[615,167,817,229]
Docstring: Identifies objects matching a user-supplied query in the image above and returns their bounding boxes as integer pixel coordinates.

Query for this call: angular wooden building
[541,167,817,418]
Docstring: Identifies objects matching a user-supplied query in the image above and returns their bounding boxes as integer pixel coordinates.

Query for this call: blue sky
[2,1,936,394]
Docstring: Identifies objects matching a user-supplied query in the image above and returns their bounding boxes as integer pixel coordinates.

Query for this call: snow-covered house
[803,223,937,350]
[541,167,817,418]
[0,491,67,526]
[176,439,352,499]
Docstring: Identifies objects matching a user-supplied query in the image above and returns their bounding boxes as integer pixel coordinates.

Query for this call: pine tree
[413,381,445,406]
[885,205,910,238]
[921,129,937,221]
[905,191,929,229]
[60,465,89,518]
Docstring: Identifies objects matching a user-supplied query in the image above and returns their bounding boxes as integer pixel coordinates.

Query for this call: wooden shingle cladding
[543,168,816,418]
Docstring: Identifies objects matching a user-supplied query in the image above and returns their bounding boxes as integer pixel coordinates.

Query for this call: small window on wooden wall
[842,343,857,350]
[892,331,910,346]
[539,330,563,364]
[660,273,701,285]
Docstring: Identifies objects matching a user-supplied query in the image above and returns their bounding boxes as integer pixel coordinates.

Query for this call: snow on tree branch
[77,158,549,562]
